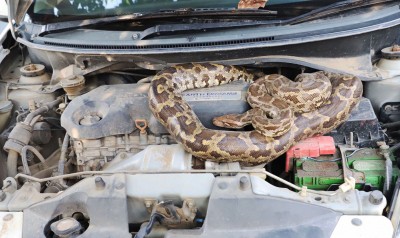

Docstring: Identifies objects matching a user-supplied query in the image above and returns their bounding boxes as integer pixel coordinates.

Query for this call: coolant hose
[6,150,18,177]
[390,142,400,153]
[381,143,393,196]
[382,121,400,131]
[24,98,62,125]
[384,154,393,196]
[6,98,62,177]
[21,145,48,175]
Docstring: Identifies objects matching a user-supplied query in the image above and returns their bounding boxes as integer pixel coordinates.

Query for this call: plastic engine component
[327,98,385,147]
[61,81,250,139]
[285,136,336,172]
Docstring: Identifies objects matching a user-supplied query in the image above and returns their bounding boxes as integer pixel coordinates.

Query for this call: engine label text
[182,91,242,101]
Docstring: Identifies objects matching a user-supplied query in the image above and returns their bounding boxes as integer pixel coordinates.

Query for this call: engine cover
[61,81,250,139]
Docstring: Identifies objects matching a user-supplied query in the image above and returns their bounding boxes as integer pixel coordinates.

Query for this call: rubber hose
[58,133,70,175]
[388,131,400,137]
[22,145,47,164]
[384,155,393,196]
[20,147,31,175]
[6,98,62,177]
[390,142,400,153]
[20,145,49,175]
[24,98,62,125]
[6,150,18,177]
[382,121,400,131]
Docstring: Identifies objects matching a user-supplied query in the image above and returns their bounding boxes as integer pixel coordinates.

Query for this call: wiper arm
[43,13,143,34]
[37,0,393,38]
[285,0,396,25]
[139,20,282,40]
[40,8,277,36]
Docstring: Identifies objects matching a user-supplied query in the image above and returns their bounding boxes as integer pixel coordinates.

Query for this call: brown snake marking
[148,63,363,166]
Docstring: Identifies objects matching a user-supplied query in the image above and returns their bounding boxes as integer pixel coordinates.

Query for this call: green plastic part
[294,148,400,191]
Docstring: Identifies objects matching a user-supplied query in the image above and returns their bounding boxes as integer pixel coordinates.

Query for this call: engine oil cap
[50,217,82,237]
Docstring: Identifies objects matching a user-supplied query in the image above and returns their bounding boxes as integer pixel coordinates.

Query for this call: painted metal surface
[0,212,23,238]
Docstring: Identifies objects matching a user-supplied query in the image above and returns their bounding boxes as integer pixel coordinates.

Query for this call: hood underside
[7,0,32,38]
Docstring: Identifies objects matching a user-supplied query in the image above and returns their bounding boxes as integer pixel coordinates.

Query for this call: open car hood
[6,0,33,38]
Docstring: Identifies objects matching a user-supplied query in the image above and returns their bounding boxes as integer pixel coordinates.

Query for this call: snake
[148,63,363,165]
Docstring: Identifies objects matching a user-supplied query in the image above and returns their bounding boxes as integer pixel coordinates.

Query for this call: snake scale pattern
[148,63,363,165]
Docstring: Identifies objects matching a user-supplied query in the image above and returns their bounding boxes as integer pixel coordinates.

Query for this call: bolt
[115,182,125,190]
[132,33,140,40]
[95,177,105,189]
[187,36,196,42]
[351,218,362,226]
[239,176,250,190]
[369,190,384,205]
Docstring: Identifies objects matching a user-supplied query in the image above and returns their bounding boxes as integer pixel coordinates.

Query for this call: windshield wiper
[138,20,281,40]
[40,8,278,36]
[37,0,394,38]
[285,0,395,25]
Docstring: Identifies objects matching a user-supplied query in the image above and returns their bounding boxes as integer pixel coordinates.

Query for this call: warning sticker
[182,91,242,101]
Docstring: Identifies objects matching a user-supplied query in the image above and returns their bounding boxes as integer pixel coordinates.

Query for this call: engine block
[61,81,250,170]
[73,133,176,171]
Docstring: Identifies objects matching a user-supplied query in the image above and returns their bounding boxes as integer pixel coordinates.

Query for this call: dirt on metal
[238,0,268,9]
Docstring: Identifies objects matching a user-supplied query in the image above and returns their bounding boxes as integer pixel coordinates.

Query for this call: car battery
[285,136,336,173]
[327,98,385,147]
[292,146,400,191]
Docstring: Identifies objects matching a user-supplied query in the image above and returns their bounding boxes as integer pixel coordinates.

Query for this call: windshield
[29,0,340,24]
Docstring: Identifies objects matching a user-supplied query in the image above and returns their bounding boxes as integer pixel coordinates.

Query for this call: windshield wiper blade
[40,8,277,36]
[139,20,281,40]
[285,0,395,25]
[142,7,277,17]
[43,13,143,34]
[38,0,393,37]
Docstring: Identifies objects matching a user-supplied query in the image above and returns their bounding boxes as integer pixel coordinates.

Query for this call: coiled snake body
[148,63,363,165]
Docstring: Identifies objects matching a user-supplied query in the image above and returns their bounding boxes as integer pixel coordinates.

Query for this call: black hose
[382,121,400,131]
[387,131,400,137]
[134,213,163,238]
[390,142,400,153]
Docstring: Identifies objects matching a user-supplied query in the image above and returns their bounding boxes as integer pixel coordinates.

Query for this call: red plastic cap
[285,136,335,172]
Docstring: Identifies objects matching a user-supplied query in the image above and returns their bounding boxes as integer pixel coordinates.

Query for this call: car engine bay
[2,1,400,233]
[0,44,398,237]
